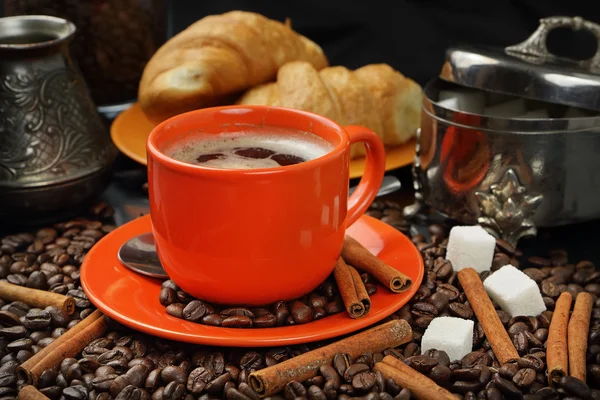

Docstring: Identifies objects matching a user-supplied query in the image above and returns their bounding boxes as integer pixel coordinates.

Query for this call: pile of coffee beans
[159,274,378,328]
[1,199,600,400]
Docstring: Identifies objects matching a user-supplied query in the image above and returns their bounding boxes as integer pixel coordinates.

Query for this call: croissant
[237,61,422,158]
[138,11,328,123]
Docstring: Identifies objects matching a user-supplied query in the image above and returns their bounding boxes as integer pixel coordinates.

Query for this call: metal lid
[439,16,600,111]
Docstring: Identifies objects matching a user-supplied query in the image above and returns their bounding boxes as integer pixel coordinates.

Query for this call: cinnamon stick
[457,268,519,364]
[548,291,573,385]
[568,292,593,383]
[375,356,459,400]
[334,257,365,318]
[342,235,412,292]
[18,309,106,385]
[0,280,75,315]
[349,264,371,313]
[17,385,49,400]
[248,319,412,397]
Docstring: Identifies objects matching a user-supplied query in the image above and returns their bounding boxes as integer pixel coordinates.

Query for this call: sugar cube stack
[439,89,485,114]
[484,98,526,118]
[445,225,496,272]
[421,317,474,362]
[483,264,546,317]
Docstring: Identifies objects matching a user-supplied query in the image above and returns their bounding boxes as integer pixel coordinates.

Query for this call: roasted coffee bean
[145,369,162,391]
[68,289,92,308]
[198,313,222,326]
[430,364,452,385]
[126,364,150,387]
[462,352,492,368]
[423,349,450,367]
[205,372,231,395]
[0,310,21,326]
[159,288,177,307]
[110,375,133,397]
[406,355,438,374]
[7,273,27,285]
[291,301,313,324]
[222,315,253,328]
[92,374,118,391]
[404,343,420,358]
[221,308,255,318]
[333,353,351,377]
[497,310,512,326]
[449,302,474,319]
[164,303,184,319]
[436,284,460,301]
[161,366,186,384]
[0,360,18,375]
[39,386,62,399]
[499,363,519,379]
[163,381,186,400]
[238,382,260,400]
[513,368,536,388]
[344,363,370,382]
[23,309,51,330]
[187,367,213,394]
[182,301,208,322]
[517,354,545,372]
[352,371,376,392]
[325,299,344,315]
[307,385,327,400]
[411,302,438,317]
[63,385,88,400]
[1,325,30,340]
[6,337,32,351]
[492,373,523,398]
[513,332,529,355]
[283,381,306,399]
[452,368,481,381]
[26,270,48,289]
[0,372,16,387]
[254,313,277,328]
[451,380,481,394]
[429,292,450,312]
[557,376,592,398]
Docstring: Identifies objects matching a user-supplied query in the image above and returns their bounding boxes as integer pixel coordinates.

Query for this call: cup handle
[344,125,386,227]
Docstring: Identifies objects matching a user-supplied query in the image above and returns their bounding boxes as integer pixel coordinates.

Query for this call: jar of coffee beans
[4,0,167,107]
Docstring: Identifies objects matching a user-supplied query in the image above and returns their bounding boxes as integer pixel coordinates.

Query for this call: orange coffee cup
[146,105,386,306]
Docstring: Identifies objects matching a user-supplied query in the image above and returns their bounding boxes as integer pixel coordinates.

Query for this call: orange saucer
[80,215,423,347]
[110,103,416,179]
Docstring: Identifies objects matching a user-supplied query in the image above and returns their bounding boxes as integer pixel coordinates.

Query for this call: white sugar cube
[483,264,546,317]
[421,317,474,362]
[439,90,485,114]
[445,225,495,272]
[437,97,460,111]
[484,98,526,117]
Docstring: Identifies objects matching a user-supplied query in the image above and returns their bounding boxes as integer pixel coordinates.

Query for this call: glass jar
[4,0,167,108]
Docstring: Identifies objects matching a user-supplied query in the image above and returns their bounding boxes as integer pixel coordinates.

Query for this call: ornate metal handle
[505,16,600,70]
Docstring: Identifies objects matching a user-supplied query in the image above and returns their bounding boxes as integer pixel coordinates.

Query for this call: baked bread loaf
[138,11,328,123]
[237,61,422,158]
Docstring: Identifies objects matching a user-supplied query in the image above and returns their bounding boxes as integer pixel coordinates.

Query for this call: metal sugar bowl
[0,15,116,225]
[406,16,600,246]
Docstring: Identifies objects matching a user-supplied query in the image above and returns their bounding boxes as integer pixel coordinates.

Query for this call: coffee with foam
[165,126,334,169]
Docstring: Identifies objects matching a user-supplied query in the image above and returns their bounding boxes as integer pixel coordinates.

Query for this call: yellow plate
[110,103,415,178]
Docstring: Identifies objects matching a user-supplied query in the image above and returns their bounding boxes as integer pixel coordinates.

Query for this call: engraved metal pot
[405,16,600,246]
[0,15,116,225]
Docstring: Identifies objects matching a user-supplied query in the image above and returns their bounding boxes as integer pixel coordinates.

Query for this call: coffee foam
[165,127,333,170]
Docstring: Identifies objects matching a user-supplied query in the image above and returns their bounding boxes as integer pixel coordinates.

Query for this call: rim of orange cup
[146,105,351,177]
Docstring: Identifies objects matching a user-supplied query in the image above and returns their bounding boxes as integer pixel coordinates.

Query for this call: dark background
[2,0,599,85]
[165,0,600,86]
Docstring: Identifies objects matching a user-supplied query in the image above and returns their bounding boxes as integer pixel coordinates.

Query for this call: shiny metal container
[406,16,600,245]
[0,15,116,224]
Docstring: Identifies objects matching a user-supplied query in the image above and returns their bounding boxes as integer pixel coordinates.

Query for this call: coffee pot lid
[439,16,600,112]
